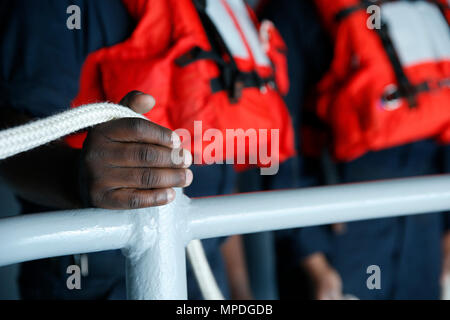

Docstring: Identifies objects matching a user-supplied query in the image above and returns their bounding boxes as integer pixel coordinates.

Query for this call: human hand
[303,253,343,300]
[79,91,193,209]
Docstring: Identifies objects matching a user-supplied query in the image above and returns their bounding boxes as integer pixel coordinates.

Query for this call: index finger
[101,118,181,149]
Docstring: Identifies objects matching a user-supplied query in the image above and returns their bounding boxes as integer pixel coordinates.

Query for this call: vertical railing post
[125,239,188,300]
[124,189,190,300]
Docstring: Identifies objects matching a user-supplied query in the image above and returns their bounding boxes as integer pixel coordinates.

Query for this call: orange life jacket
[66,0,295,170]
[304,0,450,161]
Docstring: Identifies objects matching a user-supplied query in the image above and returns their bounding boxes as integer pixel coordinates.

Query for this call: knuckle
[127,118,147,136]
[134,146,168,165]
[83,148,96,163]
[87,123,107,141]
[146,192,159,206]
[140,169,160,188]
[135,146,157,163]
[158,128,171,145]
[82,151,94,166]
[95,147,108,160]
[87,149,106,164]
[128,194,142,209]
[83,141,109,165]
[153,148,167,165]
[135,147,149,163]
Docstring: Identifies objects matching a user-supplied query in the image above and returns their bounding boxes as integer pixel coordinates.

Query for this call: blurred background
[0,0,449,300]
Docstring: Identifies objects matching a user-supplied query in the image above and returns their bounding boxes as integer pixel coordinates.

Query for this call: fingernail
[185,169,194,187]
[167,189,176,202]
[133,93,155,114]
[183,149,193,168]
[172,132,181,149]
[147,95,156,109]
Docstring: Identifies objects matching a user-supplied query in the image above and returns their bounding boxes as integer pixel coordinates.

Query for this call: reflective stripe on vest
[205,0,271,67]
[382,1,450,67]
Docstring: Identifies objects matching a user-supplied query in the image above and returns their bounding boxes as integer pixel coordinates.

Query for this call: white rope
[0,103,223,300]
[0,103,146,160]
[187,239,225,300]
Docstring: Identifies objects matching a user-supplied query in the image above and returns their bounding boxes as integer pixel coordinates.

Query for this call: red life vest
[304,0,450,161]
[66,0,295,170]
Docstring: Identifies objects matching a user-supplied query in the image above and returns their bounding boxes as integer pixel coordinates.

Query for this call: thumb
[119,90,156,115]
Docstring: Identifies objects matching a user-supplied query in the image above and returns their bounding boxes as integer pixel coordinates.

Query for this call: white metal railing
[1,175,450,299]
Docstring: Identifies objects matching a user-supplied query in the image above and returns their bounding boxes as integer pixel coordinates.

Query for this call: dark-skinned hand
[79,91,193,210]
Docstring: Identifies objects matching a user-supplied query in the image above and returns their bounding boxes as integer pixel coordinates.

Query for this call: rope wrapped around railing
[0,103,223,300]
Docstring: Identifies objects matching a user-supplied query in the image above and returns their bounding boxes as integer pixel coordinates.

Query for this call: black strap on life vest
[335,0,449,108]
[375,20,419,107]
[175,0,275,103]
[382,78,450,101]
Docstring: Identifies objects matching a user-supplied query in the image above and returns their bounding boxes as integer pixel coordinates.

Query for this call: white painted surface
[206,0,270,66]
